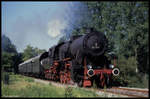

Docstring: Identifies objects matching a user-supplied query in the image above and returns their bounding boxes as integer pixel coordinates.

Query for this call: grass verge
[1,73,101,97]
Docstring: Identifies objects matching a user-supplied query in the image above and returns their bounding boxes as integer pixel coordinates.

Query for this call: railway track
[24,75,149,97]
[100,87,149,97]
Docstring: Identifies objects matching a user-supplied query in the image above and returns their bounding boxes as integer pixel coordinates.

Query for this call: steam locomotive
[18,28,119,88]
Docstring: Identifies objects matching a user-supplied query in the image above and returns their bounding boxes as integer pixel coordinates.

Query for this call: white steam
[48,19,67,38]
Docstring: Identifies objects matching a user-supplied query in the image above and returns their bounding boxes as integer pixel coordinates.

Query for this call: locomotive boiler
[18,28,120,88]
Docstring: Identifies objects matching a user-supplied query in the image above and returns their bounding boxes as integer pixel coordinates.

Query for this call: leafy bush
[112,56,149,88]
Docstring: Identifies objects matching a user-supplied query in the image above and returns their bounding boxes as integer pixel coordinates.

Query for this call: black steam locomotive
[19,28,119,87]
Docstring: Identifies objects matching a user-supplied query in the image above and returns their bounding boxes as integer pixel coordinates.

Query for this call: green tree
[2,35,17,53]
[22,45,46,61]
[12,53,23,74]
[1,52,14,68]
[34,47,46,56]
[22,45,35,61]
[71,27,89,36]
[2,34,20,73]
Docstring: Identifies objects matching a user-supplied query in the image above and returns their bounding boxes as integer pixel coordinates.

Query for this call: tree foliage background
[2,35,19,73]
[22,45,46,61]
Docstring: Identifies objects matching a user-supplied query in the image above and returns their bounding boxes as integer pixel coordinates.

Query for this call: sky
[2,1,88,52]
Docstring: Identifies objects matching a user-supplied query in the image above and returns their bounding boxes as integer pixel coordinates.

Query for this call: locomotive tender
[19,28,119,87]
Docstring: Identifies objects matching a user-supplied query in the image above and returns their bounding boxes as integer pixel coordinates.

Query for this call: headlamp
[109,64,114,69]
